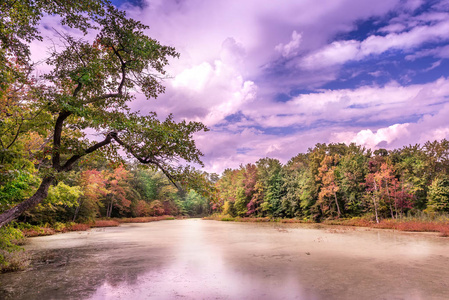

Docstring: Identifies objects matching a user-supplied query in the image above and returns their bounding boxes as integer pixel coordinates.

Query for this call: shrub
[0,225,29,273]
[92,220,120,227]
[69,223,91,231]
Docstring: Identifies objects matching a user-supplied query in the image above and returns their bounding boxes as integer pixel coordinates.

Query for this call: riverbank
[203,215,449,237]
[19,215,177,237]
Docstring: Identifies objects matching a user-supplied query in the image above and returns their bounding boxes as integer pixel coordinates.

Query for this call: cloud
[238,77,449,131]
[168,58,257,127]
[332,124,411,149]
[331,102,449,150]
[301,40,360,70]
[275,31,302,58]
[172,62,213,91]
[405,44,449,60]
[378,23,407,33]
[300,19,449,70]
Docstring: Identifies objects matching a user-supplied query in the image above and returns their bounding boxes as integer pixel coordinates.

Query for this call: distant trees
[2,160,215,225]
[213,140,449,222]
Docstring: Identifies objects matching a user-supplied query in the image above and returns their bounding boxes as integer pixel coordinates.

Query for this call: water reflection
[90,220,313,299]
[1,220,448,300]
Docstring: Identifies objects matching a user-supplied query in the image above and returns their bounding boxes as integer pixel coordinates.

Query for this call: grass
[90,220,120,227]
[21,227,56,237]
[0,249,30,273]
[323,217,449,237]
[18,215,176,237]
[113,215,176,223]
[205,214,449,237]
[203,215,312,223]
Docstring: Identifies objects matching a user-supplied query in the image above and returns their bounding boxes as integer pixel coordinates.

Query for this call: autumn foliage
[212,141,449,225]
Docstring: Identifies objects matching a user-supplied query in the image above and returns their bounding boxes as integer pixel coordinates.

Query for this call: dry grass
[22,227,56,237]
[91,220,120,227]
[114,215,176,223]
[68,223,91,231]
[235,217,271,222]
[0,250,30,273]
[280,218,312,224]
[203,216,311,223]
[324,218,449,237]
[206,215,449,237]
[20,215,176,237]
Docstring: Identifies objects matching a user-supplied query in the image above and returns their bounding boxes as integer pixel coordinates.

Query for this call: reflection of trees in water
[0,245,171,300]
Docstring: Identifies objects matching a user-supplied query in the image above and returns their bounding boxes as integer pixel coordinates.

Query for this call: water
[1,219,448,299]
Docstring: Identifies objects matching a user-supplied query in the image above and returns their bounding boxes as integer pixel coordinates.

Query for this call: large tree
[0,4,207,227]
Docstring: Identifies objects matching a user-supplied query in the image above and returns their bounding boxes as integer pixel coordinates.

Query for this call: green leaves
[427,176,449,212]
[0,1,209,228]
[44,182,83,207]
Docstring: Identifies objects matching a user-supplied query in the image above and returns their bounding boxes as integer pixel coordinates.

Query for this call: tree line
[212,141,449,222]
[1,154,211,225]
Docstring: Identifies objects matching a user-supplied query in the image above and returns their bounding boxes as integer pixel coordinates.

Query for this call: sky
[35,0,449,174]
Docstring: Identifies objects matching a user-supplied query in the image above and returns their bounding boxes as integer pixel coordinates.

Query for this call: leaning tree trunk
[0,176,54,228]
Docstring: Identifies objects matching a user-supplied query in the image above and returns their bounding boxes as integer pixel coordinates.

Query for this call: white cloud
[275,31,302,58]
[166,58,257,127]
[172,62,213,91]
[378,23,407,33]
[300,19,449,70]
[405,44,449,60]
[301,40,360,69]
[332,124,411,149]
[330,103,449,150]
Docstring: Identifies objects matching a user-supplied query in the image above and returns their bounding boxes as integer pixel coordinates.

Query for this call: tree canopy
[0,1,208,227]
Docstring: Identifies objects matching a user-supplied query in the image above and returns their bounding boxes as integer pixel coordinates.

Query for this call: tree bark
[333,191,341,217]
[373,180,380,224]
[385,180,394,219]
[0,176,54,228]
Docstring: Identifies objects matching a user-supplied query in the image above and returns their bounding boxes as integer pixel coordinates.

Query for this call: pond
[1,219,448,299]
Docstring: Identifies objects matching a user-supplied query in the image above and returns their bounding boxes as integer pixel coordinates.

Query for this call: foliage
[213,140,449,223]
[0,224,27,272]
[0,2,209,228]
[183,189,210,217]
[427,176,449,212]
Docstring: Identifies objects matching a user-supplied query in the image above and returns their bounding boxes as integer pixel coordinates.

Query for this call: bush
[91,220,120,227]
[69,223,91,231]
[0,225,29,273]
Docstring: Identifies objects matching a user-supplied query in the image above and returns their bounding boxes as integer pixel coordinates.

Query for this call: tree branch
[6,116,24,149]
[110,133,180,189]
[60,132,115,172]
[52,110,71,171]
[111,45,126,94]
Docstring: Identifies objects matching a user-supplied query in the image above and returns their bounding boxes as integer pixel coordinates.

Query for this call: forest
[211,141,449,222]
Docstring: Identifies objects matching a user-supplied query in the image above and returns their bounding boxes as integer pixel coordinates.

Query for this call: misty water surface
[1,219,448,299]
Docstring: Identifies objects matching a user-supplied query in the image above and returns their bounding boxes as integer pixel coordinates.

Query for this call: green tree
[256,158,283,217]
[427,176,449,212]
[335,144,370,216]
[280,154,308,218]
[183,190,210,217]
[0,5,207,228]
